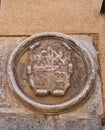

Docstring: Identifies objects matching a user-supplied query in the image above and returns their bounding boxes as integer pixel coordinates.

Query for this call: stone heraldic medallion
[27,42,73,96]
[7,32,96,115]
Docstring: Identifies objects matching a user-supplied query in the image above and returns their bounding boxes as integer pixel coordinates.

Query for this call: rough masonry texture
[0,34,103,129]
[7,33,97,115]
[0,116,103,130]
[0,1,105,129]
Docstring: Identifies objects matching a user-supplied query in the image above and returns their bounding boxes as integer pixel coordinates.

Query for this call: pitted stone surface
[0,116,102,130]
[0,35,103,118]
[7,33,98,114]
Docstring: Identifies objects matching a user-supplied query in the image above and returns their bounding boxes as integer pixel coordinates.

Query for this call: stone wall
[0,0,105,129]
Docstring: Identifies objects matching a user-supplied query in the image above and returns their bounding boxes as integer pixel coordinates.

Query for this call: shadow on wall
[100,0,105,14]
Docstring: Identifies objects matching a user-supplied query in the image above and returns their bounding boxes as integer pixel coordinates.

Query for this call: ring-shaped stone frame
[7,32,96,115]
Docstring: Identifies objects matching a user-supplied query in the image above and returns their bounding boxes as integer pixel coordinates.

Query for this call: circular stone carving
[7,32,96,115]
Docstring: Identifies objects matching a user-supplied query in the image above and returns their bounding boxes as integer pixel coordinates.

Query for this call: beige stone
[0,0,105,129]
[0,35,103,119]
[0,2,104,109]
[0,0,104,34]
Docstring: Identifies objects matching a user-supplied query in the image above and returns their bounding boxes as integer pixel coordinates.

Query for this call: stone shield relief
[7,32,96,115]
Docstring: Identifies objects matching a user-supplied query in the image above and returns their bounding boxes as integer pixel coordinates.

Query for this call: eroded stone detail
[0,116,102,130]
[27,42,73,96]
[7,33,97,114]
[0,45,8,105]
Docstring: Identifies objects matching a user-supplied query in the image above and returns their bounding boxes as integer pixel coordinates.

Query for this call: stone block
[0,116,102,130]
[0,34,103,129]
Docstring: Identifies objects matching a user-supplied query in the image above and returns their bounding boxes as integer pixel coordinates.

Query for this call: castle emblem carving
[27,43,73,96]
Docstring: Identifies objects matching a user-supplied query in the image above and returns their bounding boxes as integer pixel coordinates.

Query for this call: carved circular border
[7,32,96,115]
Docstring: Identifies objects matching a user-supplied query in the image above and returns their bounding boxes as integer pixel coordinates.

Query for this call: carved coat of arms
[8,33,96,114]
[27,42,73,96]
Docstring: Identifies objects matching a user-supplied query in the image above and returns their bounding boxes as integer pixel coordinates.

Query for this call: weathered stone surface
[0,35,103,119]
[0,0,104,129]
[0,0,105,114]
[0,116,102,130]
[0,0,104,35]
[7,33,97,115]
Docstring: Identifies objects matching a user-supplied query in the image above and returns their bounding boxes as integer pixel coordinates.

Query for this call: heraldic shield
[27,41,73,96]
[8,32,96,114]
